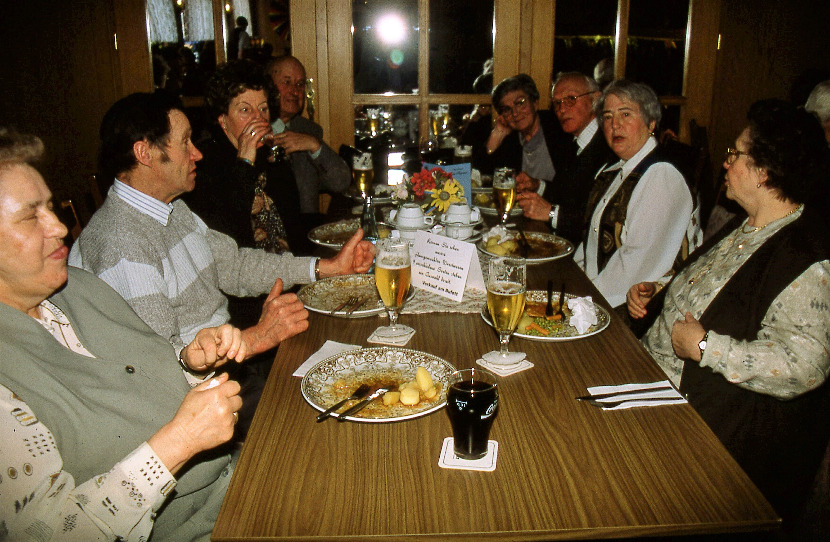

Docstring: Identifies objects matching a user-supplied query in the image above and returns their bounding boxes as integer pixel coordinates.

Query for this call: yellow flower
[428,179,463,213]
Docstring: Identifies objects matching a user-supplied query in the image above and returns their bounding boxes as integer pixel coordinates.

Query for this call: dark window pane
[626,0,689,96]
[553,0,618,87]
[353,0,420,94]
[428,0,494,94]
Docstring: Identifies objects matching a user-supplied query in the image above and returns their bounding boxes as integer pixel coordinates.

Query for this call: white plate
[307,218,361,249]
[480,291,611,341]
[301,347,457,422]
[297,274,414,318]
[475,205,524,217]
[476,231,574,264]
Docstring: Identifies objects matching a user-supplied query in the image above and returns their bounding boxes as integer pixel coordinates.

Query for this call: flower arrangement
[392,166,465,215]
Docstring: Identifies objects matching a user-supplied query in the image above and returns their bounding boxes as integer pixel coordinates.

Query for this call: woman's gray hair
[595,80,662,128]
[804,80,830,123]
[0,127,44,169]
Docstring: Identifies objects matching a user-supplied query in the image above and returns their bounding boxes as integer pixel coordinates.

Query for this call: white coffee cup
[442,202,480,225]
[390,203,434,229]
[445,222,475,240]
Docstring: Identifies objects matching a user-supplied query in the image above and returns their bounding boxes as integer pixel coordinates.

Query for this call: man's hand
[148,372,242,474]
[515,172,541,193]
[516,191,552,221]
[626,282,657,319]
[318,228,376,277]
[272,130,322,154]
[182,324,248,373]
[243,279,310,354]
[671,312,706,362]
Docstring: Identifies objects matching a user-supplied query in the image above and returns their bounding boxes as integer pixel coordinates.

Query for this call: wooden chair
[58,199,82,243]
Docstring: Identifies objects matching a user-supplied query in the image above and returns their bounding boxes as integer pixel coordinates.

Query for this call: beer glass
[352,152,374,197]
[493,167,516,224]
[446,368,499,460]
[373,240,414,339]
[484,258,526,365]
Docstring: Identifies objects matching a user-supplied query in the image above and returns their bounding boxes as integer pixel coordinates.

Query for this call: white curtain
[182,0,214,42]
[233,0,251,24]
[147,0,177,43]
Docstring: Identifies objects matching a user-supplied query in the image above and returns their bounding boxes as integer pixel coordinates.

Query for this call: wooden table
[212,257,779,541]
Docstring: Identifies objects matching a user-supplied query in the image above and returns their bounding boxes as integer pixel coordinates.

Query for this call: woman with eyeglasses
[629,99,830,533]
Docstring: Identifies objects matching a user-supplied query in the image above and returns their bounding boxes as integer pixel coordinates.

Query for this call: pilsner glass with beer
[446,368,499,460]
[373,240,414,339]
[483,258,526,365]
[493,167,516,224]
[352,152,374,197]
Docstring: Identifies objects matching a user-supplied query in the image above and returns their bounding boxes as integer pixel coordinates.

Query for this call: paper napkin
[567,296,597,334]
[293,340,360,377]
[586,380,687,410]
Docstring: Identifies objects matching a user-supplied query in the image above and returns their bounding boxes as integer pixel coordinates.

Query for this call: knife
[316,384,370,422]
[336,387,390,421]
[575,385,674,401]
[585,396,686,409]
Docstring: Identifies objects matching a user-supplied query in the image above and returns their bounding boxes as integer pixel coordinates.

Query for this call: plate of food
[301,347,457,422]
[472,191,524,217]
[297,274,414,318]
[481,291,611,341]
[308,219,391,249]
[477,231,574,263]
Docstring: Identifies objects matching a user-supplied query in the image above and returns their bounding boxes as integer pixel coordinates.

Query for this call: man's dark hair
[98,91,183,182]
[491,74,540,109]
[205,59,272,119]
[236,16,248,28]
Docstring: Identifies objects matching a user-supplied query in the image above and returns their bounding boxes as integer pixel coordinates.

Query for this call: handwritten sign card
[411,230,484,301]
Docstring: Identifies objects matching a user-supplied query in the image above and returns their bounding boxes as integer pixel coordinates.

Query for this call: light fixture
[376,13,406,46]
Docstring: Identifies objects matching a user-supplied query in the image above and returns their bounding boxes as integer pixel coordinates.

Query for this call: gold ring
[232,412,239,424]
[250,130,256,136]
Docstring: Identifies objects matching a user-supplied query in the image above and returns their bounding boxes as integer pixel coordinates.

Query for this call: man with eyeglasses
[482,74,568,192]
[267,56,350,216]
[516,72,615,243]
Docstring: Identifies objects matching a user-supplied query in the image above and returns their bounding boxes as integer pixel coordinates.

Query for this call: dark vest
[678,209,830,524]
[585,150,688,272]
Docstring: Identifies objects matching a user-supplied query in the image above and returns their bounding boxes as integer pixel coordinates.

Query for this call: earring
[756,182,762,188]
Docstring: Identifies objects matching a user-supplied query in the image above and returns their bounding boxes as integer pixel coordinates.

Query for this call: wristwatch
[548,204,559,230]
[698,331,709,358]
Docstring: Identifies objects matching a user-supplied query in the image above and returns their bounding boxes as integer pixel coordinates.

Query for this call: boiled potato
[382,391,401,406]
[423,385,438,400]
[400,387,420,405]
[415,367,433,392]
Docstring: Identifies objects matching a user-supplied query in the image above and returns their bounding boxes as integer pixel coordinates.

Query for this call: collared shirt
[34,299,95,357]
[113,178,173,225]
[575,118,599,155]
[574,136,694,307]
[521,125,556,183]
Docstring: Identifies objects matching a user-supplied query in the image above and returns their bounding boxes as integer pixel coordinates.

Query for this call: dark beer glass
[445,368,499,460]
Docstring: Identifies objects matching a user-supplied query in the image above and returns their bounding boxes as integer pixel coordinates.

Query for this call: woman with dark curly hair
[628,99,830,532]
[185,59,311,257]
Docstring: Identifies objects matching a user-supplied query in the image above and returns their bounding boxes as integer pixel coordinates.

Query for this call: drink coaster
[367,327,416,346]
[477,358,534,376]
[438,437,498,471]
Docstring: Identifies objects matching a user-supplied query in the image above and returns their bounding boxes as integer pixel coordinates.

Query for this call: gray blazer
[286,115,351,213]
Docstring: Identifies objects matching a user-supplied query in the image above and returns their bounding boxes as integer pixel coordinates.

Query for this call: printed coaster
[476,358,534,376]
[367,326,416,346]
[438,437,498,472]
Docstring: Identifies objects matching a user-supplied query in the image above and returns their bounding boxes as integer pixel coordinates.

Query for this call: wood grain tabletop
[212,257,779,541]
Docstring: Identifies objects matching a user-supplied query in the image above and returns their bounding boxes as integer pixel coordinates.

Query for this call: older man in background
[517,72,615,243]
[267,55,350,215]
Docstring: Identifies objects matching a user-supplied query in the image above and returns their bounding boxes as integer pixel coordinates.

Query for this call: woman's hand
[272,130,321,155]
[671,312,706,362]
[236,118,272,163]
[486,116,512,154]
[516,191,551,220]
[626,282,657,319]
[182,324,248,372]
[318,228,376,277]
[243,279,309,355]
[148,372,242,474]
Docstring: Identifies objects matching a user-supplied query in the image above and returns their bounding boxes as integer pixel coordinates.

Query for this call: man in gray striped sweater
[69,92,373,369]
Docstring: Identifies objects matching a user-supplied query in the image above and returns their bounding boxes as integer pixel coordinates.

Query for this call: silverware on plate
[337,387,391,421]
[545,279,554,317]
[344,297,367,314]
[556,282,566,320]
[316,384,370,422]
[330,296,358,315]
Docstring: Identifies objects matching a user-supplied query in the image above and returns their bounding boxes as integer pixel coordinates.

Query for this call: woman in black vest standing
[628,99,830,535]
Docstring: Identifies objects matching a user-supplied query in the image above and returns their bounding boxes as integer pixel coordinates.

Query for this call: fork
[586,396,686,409]
[330,296,358,315]
[517,229,531,258]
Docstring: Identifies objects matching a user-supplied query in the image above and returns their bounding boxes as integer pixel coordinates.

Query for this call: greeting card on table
[423,162,472,205]
[411,230,484,302]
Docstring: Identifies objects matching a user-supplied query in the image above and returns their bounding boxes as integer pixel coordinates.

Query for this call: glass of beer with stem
[373,240,414,339]
[483,258,526,365]
[493,167,516,224]
[352,152,374,198]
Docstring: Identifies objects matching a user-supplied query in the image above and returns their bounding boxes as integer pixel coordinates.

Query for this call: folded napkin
[567,296,597,334]
[293,340,360,378]
[586,380,687,410]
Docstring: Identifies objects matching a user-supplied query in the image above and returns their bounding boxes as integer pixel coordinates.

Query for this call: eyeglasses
[498,97,531,117]
[552,91,595,110]
[724,147,749,165]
